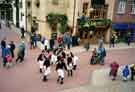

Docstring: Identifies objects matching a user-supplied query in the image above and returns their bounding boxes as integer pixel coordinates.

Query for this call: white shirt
[73,56,79,65]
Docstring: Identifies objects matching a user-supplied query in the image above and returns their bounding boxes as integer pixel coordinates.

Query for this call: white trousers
[44,66,51,76]
[57,69,64,78]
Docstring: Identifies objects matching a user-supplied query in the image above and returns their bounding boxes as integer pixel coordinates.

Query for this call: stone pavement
[60,81,135,92]
[0,21,135,92]
[60,67,135,92]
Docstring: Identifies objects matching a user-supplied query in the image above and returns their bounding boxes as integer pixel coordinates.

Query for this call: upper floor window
[91,0,105,8]
[131,0,135,14]
[52,0,59,5]
[117,0,127,14]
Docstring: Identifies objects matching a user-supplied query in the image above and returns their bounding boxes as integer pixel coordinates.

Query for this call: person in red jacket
[110,61,119,80]
[57,36,63,47]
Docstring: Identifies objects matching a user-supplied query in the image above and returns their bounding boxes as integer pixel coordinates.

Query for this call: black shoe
[60,81,63,85]
[40,69,42,73]
[43,76,48,82]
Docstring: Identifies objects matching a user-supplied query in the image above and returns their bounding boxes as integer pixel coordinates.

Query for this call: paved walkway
[0,21,135,92]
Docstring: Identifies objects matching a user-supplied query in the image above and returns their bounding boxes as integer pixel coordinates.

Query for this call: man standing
[9,41,15,58]
[110,35,115,48]
[1,38,6,57]
[21,27,25,39]
[130,64,135,80]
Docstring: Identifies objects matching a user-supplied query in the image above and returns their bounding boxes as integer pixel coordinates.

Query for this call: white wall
[12,2,16,25]
[19,0,26,30]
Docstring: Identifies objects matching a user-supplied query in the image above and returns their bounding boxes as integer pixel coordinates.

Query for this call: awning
[112,23,129,30]
[129,24,135,30]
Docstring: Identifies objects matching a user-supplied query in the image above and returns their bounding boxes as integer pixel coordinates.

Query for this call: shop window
[131,0,135,14]
[91,0,105,8]
[52,0,59,5]
[117,0,127,14]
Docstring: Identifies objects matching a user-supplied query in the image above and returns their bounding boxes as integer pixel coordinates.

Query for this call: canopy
[112,23,129,30]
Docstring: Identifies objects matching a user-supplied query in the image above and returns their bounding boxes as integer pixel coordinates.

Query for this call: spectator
[130,64,135,80]
[110,35,115,48]
[21,27,25,39]
[2,45,11,67]
[97,46,106,65]
[122,65,130,81]
[109,61,119,80]
[90,48,97,65]
[1,37,6,58]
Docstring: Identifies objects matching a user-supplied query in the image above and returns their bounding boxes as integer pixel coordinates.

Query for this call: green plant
[46,13,68,33]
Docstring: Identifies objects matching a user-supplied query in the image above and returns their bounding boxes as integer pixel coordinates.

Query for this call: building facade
[0,0,13,21]
[26,0,79,39]
[77,0,115,43]
[25,0,117,43]
[112,0,135,43]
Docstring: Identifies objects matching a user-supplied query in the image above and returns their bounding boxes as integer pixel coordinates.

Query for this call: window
[83,3,88,15]
[52,0,58,5]
[27,1,31,8]
[131,0,135,14]
[20,1,23,8]
[117,0,127,14]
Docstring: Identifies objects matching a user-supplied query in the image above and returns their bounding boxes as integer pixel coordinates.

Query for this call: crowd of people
[0,37,26,68]
[37,47,79,84]
[110,62,135,81]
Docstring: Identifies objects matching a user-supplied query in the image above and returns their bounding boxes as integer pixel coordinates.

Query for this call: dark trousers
[110,42,115,48]
[16,56,24,63]
[3,57,7,67]
[67,44,70,50]
[21,33,25,38]
[11,50,14,58]
[73,65,77,70]
[131,72,135,80]
[68,70,73,77]
[57,76,64,84]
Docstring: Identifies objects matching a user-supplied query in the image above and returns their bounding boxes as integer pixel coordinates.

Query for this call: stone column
[105,27,111,43]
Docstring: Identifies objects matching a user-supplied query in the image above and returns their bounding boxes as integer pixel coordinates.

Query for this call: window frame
[131,0,135,15]
[117,0,127,14]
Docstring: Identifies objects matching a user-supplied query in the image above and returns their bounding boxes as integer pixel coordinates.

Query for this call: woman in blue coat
[122,65,130,81]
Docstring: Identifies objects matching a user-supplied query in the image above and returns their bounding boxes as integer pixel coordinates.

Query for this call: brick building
[112,0,135,43]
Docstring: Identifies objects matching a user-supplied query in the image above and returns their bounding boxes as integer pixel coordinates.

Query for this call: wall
[19,0,26,30]
[113,0,135,23]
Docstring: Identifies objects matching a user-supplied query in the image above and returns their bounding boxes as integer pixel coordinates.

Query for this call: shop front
[112,23,135,43]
